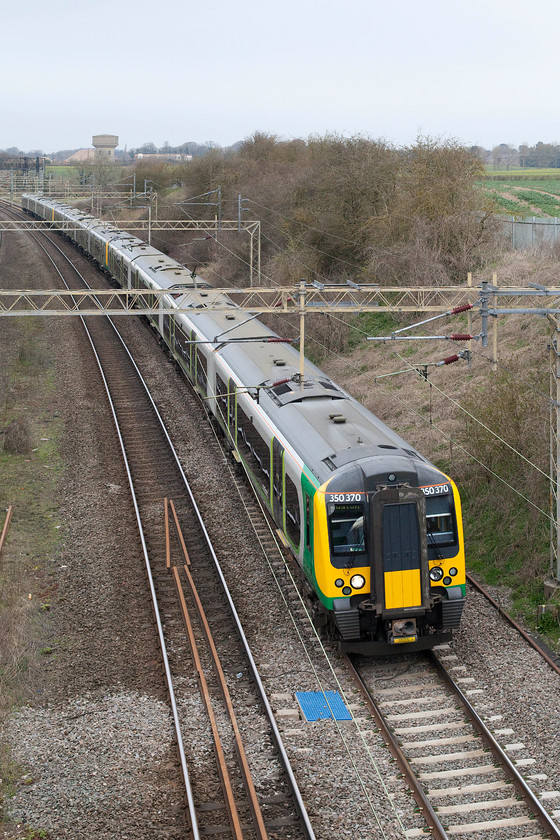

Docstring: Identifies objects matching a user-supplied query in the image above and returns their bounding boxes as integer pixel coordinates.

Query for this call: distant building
[65,148,96,163]
[92,134,119,159]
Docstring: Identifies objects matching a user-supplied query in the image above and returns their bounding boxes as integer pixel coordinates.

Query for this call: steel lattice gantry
[2,279,560,584]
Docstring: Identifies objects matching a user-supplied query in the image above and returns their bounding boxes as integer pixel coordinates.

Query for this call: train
[22,193,466,654]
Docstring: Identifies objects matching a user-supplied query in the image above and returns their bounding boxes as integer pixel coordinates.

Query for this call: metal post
[467,272,473,368]
[551,317,560,581]
[299,280,306,388]
[218,186,222,234]
[257,224,261,285]
[480,280,489,347]
[238,194,242,232]
[249,227,254,287]
[549,317,560,583]
[492,272,498,372]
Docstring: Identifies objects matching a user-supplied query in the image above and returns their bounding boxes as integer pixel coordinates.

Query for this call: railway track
[346,647,560,840]
[4,196,560,839]
[1,201,315,840]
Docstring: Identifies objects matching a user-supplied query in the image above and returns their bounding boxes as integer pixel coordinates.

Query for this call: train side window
[190,331,196,373]
[175,326,190,369]
[238,406,269,492]
[228,378,236,428]
[196,348,207,392]
[215,374,228,426]
[273,445,282,503]
[236,405,251,462]
[285,474,301,548]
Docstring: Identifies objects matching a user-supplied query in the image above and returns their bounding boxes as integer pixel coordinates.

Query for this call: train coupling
[388,618,417,645]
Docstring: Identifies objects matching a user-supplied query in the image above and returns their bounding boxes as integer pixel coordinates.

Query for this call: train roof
[184,305,430,484]
[23,194,439,488]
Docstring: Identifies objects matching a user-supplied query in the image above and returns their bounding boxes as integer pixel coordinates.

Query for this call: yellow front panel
[313,486,370,599]
[384,569,422,610]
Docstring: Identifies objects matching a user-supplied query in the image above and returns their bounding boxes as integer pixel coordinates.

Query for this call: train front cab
[313,474,466,654]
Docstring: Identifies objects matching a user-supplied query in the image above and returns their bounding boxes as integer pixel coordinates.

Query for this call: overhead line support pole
[548,316,560,585]
[299,280,306,389]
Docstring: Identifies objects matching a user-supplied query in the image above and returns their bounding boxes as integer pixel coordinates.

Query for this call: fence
[498,214,560,249]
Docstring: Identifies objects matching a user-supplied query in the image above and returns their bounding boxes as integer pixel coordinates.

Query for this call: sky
[2,0,559,154]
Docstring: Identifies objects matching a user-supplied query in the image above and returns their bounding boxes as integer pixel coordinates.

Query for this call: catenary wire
[303,327,553,523]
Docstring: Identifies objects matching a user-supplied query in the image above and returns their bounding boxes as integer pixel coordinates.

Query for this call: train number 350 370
[422,484,449,496]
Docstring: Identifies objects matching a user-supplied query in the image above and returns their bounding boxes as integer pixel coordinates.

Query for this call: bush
[3,416,32,455]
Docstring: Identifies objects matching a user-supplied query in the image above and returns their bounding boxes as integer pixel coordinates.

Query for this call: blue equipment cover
[295,690,352,722]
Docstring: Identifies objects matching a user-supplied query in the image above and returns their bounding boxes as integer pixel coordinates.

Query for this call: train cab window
[426,495,456,547]
[285,474,301,548]
[328,503,367,557]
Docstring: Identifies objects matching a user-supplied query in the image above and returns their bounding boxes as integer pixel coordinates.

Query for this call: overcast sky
[2,0,558,153]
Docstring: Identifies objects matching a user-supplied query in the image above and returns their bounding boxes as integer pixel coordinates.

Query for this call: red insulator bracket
[449,334,474,341]
[443,354,460,365]
[451,304,474,315]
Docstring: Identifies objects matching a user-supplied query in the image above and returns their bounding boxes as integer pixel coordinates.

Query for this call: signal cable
[304,329,553,523]
[202,399,408,838]
[322,308,552,484]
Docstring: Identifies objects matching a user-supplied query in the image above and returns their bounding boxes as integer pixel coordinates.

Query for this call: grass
[515,189,560,216]
[460,476,560,645]
[44,165,80,181]
[347,311,397,349]
[484,167,560,179]
[0,317,63,835]
[481,170,560,217]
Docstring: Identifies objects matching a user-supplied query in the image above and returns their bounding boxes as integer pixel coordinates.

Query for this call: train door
[369,485,430,615]
[272,438,284,525]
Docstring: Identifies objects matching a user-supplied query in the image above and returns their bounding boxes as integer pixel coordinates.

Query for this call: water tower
[92,134,118,160]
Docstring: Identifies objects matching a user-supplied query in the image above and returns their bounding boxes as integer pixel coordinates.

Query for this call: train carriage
[22,193,466,654]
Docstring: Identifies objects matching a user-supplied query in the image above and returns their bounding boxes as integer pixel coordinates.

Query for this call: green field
[480,169,560,217]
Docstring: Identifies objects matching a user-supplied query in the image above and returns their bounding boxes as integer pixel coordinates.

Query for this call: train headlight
[443,576,452,585]
[449,567,458,577]
[350,574,366,590]
[342,586,352,595]
[335,578,344,588]
[430,566,444,582]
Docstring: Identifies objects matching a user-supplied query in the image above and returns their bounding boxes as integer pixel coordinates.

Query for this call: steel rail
[172,566,245,840]
[0,505,13,559]
[342,653,450,840]
[0,203,203,838]
[85,295,317,840]
[169,500,269,838]
[467,573,560,675]
[6,202,316,840]
[430,649,560,839]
